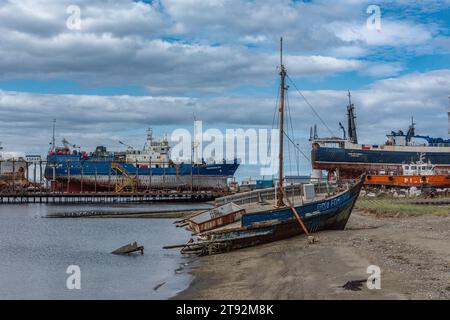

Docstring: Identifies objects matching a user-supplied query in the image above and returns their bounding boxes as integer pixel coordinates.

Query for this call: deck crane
[62,138,80,150]
[118,141,135,151]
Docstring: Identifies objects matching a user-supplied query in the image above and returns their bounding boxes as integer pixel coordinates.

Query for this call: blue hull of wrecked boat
[210,178,364,250]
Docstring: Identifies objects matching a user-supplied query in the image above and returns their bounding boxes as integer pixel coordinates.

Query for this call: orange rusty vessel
[365,159,450,188]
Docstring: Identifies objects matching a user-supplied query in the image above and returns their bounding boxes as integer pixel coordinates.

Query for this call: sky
[0,0,449,178]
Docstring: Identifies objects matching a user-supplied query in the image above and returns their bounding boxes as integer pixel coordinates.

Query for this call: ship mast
[51,118,56,151]
[277,37,286,207]
[448,95,450,135]
[347,91,358,144]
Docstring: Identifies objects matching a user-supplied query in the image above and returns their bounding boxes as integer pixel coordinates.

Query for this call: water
[0,203,209,299]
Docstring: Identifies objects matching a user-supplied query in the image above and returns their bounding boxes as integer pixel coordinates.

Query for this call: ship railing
[215,181,332,206]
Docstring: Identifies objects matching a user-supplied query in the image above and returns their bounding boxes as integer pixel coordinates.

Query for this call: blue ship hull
[44,154,239,192]
[314,147,450,165]
[312,146,450,178]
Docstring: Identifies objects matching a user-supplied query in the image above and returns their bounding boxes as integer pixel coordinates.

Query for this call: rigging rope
[286,90,293,176]
[271,85,280,130]
[283,130,310,162]
[286,90,301,175]
[286,73,336,137]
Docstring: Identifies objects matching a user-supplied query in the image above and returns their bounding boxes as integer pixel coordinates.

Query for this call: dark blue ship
[311,93,450,179]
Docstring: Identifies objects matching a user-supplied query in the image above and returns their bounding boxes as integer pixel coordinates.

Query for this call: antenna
[448,95,450,134]
[280,37,283,66]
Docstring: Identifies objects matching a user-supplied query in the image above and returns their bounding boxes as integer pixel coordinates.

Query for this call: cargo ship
[44,129,239,192]
[311,93,450,180]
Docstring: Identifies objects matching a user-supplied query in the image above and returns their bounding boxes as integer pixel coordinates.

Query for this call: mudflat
[176,210,450,300]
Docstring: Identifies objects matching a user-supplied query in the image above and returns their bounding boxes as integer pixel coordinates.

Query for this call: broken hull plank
[187,203,245,234]
[111,242,144,255]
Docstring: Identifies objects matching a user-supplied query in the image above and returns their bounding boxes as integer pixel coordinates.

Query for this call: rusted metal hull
[0,174,29,191]
[49,175,231,193]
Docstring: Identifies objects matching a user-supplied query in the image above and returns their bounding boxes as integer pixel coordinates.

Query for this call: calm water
[0,203,209,299]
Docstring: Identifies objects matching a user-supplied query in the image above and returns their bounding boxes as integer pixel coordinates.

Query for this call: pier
[0,190,226,205]
[0,158,233,204]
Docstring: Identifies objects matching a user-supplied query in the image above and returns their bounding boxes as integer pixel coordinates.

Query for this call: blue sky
[0,0,449,177]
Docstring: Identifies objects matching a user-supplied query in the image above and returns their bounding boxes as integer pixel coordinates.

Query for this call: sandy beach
[176,210,450,300]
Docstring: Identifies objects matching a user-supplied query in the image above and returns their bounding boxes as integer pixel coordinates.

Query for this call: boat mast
[277,37,286,207]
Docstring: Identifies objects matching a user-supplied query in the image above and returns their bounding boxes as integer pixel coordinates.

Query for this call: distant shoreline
[45,207,211,219]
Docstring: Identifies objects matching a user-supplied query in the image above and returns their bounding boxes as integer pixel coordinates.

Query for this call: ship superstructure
[122,129,170,167]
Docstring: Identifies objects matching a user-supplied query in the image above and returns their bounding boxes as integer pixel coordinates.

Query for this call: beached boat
[165,38,364,255]
[177,179,363,255]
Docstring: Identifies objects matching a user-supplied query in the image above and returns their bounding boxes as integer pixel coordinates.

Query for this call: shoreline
[174,210,450,300]
[45,207,212,219]
[83,208,206,219]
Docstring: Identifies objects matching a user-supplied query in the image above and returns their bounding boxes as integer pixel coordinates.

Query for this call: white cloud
[0,0,449,178]
[363,62,404,77]
[1,69,449,156]
[0,0,448,96]
[332,20,434,47]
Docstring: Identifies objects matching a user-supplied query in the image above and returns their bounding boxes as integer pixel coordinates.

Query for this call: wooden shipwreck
[111,242,144,255]
[163,38,364,256]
